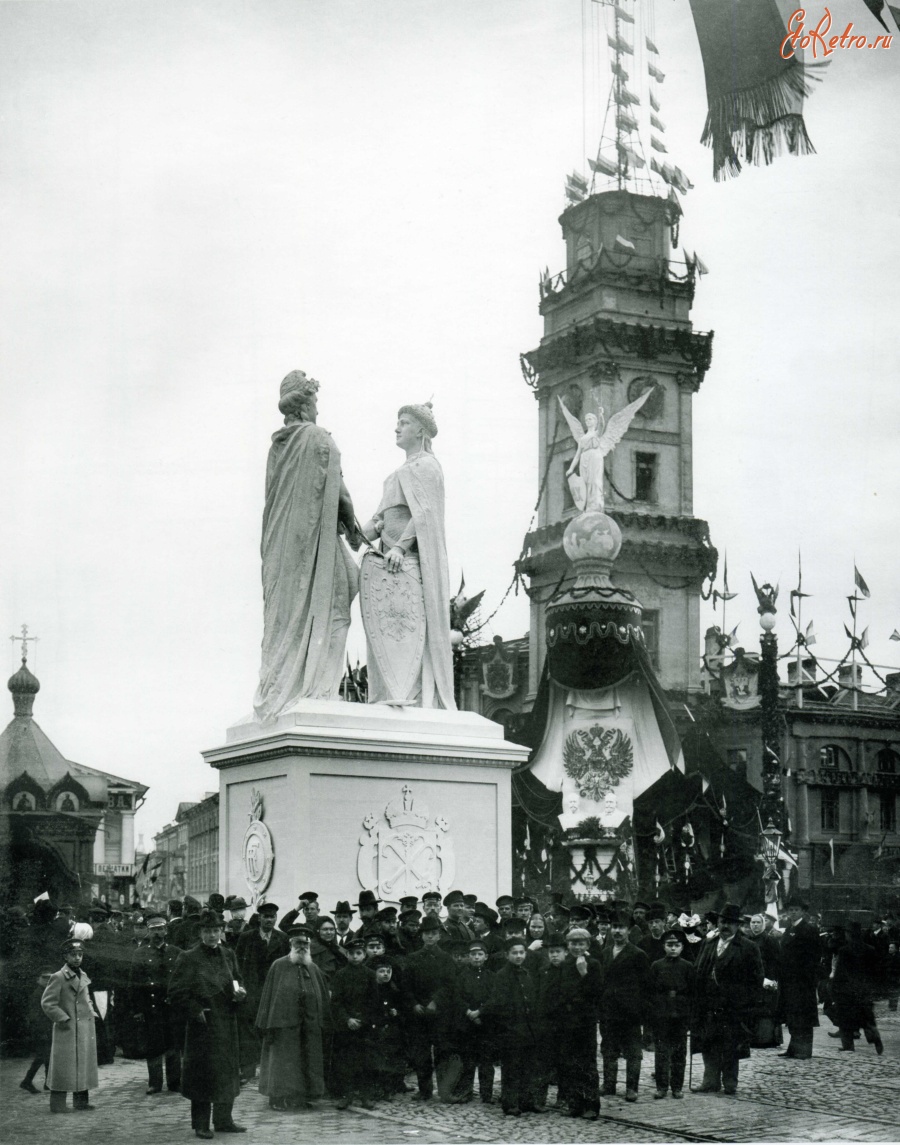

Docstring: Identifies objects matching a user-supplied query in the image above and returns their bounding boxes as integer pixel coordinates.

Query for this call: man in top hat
[224,897,249,949]
[598,910,651,1102]
[776,898,821,1059]
[170,896,203,951]
[168,909,247,1138]
[41,937,99,1113]
[441,890,475,946]
[332,901,356,947]
[402,914,459,1101]
[355,890,382,937]
[691,903,763,1095]
[235,901,289,1082]
[128,912,182,1094]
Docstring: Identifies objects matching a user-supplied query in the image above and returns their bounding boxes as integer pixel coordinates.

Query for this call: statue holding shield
[358,402,456,709]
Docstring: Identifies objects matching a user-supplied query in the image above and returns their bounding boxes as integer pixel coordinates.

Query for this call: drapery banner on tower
[688,0,825,180]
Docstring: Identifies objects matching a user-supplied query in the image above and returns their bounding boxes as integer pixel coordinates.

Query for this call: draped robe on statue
[360,452,455,709]
[254,420,359,720]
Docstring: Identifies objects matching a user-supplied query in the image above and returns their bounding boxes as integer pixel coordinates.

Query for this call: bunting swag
[688,0,824,180]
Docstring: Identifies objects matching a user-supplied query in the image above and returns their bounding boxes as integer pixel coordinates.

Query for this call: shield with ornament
[357,784,456,900]
[359,549,427,703]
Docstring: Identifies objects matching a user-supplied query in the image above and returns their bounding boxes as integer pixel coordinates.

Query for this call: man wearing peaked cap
[421,890,442,917]
[41,937,99,1113]
[398,896,419,912]
[235,901,289,1082]
[399,909,423,956]
[691,903,763,1095]
[128,911,182,1095]
[495,895,515,921]
[598,909,652,1101]
[440,890,474,947]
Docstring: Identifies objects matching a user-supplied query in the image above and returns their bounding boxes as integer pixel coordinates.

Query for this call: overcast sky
[2,0,897,846]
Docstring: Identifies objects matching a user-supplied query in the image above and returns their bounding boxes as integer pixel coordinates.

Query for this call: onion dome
[8,659,40,718]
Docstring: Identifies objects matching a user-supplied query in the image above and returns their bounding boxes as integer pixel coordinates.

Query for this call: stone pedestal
[203,701,528,910]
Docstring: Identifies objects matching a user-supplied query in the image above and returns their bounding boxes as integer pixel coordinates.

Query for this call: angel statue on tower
[557,386,652,513]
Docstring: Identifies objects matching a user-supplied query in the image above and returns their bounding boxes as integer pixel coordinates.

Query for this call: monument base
[203,700,529,910]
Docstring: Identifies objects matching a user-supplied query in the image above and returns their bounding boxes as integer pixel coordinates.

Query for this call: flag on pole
[651,136,668,153]
[646,36,660,52]
[589,155,619,178]
[828,838,835,875]
[653,820,666,845]
[649,90,660,112]
[648,63,666,82]
[874,832,887,860]
[860,627,869,651]
[651,113,666,131]
[614,234,636,252]
[854,566,871,598]
[688,0,824,180]
[804,620,816,647]
[700,775,709,793]
[693,252,709,275]
[891,630,900,642]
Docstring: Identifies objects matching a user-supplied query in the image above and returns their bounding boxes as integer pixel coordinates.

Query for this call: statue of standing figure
[557,387,652,513]
[358,402,456,709]
[253,371,362,721]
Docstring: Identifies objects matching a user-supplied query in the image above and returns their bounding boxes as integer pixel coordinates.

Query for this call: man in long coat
[255,927,331,1110]
[598,911,651,1102]
[776,898,821,1058]
[168,909,247,1139]
[128,913,182,1093]
[235,901,289,1081]
[691,903,763,1095]
[41,938,99,1113]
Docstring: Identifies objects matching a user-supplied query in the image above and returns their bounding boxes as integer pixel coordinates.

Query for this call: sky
[1,0,898,847]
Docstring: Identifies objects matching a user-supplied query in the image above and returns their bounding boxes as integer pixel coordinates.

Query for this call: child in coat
[649,928,695,1099]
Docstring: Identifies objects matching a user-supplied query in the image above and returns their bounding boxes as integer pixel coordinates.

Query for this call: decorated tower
[517,0,716,701]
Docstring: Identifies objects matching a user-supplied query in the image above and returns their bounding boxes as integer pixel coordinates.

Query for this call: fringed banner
[688,0,825,180]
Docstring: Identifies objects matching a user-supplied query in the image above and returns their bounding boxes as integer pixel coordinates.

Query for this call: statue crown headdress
[280,370,320,401]
[399,400,438,439]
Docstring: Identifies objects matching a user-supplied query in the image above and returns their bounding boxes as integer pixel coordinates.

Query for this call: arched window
[819,745,851,770]
[14,791,36,811]
[876,748,899,774]
[55,791,79,812]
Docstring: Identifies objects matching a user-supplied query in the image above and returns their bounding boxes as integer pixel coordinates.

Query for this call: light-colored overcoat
[41,965,99,1092]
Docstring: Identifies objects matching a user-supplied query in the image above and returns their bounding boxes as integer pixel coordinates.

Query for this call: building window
[819,744,851,770]
[640,609,660,668]
[634,453,658,503]
[877,748,899,773]
[821,789,840,832]
[880,793,896,833]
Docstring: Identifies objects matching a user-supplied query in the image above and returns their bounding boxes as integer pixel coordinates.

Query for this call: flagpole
[850,567,859,713]
[795,571,804,711]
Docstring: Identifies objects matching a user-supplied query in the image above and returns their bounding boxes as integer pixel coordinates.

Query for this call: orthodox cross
[10,624,38,664]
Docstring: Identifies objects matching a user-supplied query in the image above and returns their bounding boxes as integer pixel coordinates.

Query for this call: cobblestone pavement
[3,1003,898,1144]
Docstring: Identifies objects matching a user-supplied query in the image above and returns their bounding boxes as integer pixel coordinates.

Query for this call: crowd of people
[5,888,899,1139]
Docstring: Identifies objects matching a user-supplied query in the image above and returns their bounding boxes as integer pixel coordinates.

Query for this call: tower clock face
[627,375,664,420]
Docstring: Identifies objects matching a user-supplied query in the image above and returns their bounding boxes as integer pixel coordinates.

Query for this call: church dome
[8,660,40,717]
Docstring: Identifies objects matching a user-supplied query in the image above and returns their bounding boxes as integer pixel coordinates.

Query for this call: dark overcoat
[255,954,330,1101]
[168,942,243,1102]
[598,942,652,1028]
[480,963,539,1049]
[777,918,820,1027]
[128,940,182,1059]
[691,933,763,1054]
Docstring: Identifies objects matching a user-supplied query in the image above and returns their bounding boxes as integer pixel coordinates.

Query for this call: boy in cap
[399,908,424,956]
[41,938,99,1113]
[495,895,515,922]
[401,914,458,1102]
[330,937,377,1109]
[369,955,406,1100]
[554,928,602,1119]
[479,935,542,1116]
[454,939,496,1104]
[649,929,694,1098]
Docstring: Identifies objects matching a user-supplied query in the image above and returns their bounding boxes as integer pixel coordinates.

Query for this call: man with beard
[168,910,247,1139]
[691,903,763,1095]
[235,902,289,1082]
[777,898,821,1059]
[129,913,182,1095]
[255,926,330,1111]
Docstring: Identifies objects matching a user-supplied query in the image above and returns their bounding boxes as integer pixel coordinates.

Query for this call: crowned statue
[358,402,456,709]
[253,370,362,721]
[557,386,652,513]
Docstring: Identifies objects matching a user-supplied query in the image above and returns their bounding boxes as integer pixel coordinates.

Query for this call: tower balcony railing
[540,251,696,303]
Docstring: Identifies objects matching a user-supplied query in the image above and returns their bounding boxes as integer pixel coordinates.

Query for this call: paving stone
[3,1001,898,1143]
